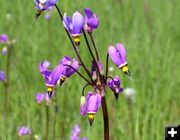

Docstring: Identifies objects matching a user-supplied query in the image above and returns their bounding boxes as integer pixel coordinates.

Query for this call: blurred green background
[0,0,179,139]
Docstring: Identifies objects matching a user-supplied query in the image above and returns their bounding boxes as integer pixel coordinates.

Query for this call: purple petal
[48,64,64,86]
[84,8,93,18]
[63,13,73,33]
[39,62,52,83]
[108,45,122,67]
[87,93,101,113]
[116,43,126,64]
[72,12,84,35]
[108,76,123,94]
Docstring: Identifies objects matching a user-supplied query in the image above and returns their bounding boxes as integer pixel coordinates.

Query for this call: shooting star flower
[63,12,84,46]
[84,8,99,32]
[108,43,131,78]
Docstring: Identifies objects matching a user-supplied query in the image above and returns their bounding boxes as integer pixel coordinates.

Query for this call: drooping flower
[34,0,58,20]
[59,56,79,80]
[39,61,64,97]
[0,71,5,82]
[84,8,99,32]
[35,93,45,104]
[18,127,32,136]
[0,34,8,43]
[108,43,131,78]
[63,12,84,46]
[108,76,123,99]
[34,0,58,11]
[86,92,101,125]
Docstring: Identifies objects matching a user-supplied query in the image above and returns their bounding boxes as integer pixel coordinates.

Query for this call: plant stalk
[89,32,99,60]
[45,105,50,140]
[101,96,109,140]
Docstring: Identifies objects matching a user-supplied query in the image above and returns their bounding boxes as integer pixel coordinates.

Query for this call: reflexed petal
[88,16,99,29]
[84,8,93,18]
[116,43,126,63]
[63,13,73,33]
[87,93,101,113]
[108,45,121,66]
[48,64,64,86]
[72,12,84,35]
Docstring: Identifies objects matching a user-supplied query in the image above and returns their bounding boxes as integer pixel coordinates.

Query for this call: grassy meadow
[0,0,179,139]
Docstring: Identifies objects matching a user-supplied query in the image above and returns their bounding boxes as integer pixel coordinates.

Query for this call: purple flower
[63,12,84,45]
[81,138,87,140]
[35,93,45,103]
[108,44,131,77]
[0,34,8,43]
[2,46,7,55]
[59,56,79,78]
[87,92,101,125]
[39,61,64,97]
[34,0,58,11]
[108,44,127,68]
[0,71,5,82]
[84,8,99,32]
[108,76,123,99]
[18,127,32,136]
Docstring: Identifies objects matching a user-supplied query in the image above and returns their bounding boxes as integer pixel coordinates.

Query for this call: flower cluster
[33,2,132,139]
[70,124,87,140]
